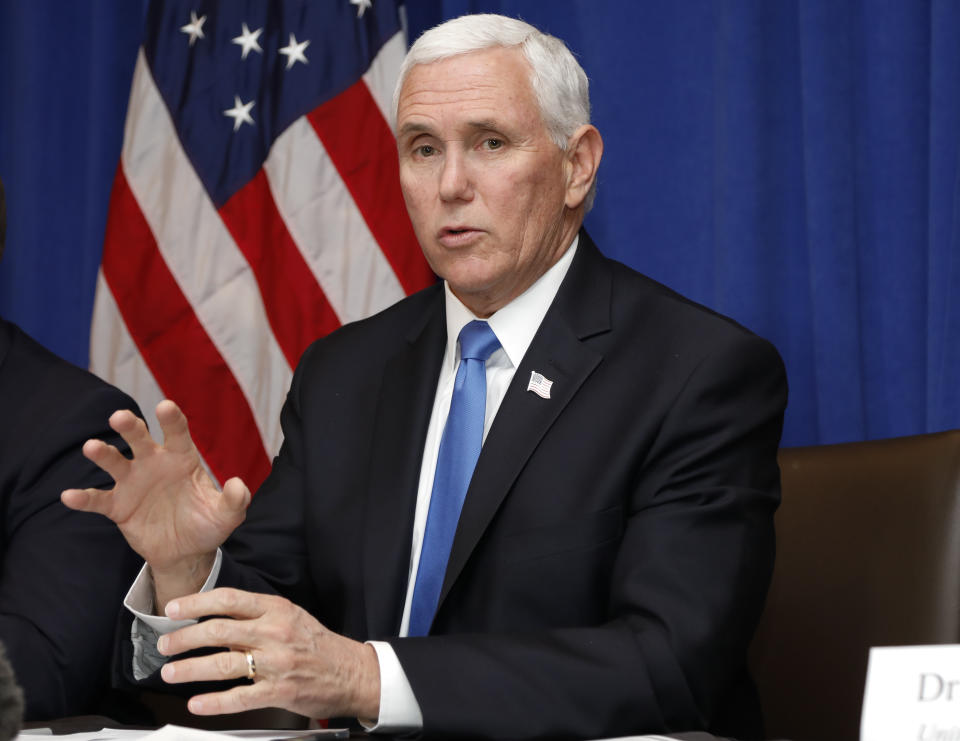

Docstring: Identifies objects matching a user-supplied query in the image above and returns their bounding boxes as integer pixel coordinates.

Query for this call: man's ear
[563,124,603,210]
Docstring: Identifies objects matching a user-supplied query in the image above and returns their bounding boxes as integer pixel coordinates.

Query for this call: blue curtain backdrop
[1,0,957,448]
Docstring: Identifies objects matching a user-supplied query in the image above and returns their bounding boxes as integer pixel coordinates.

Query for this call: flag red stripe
[219,169,342,367]
[101,166,272,490]
[306,80,435,295]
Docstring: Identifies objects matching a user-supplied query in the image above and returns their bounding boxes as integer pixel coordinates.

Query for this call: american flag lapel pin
[526,370,553,399]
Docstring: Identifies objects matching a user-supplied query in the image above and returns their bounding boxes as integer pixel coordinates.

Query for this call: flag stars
[232,23,263,60]
[350,0,373,18]
[180,11,206,46]
[279,33,310,69]
[224,95,256,132]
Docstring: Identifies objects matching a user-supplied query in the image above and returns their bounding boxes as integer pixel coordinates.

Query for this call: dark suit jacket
[138,232,785,739]
[0,318,141,719]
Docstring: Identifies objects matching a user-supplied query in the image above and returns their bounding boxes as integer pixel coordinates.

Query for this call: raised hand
[155,589,381,722]
[61,400,250,608]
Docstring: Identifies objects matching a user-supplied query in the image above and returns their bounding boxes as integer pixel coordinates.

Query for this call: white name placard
[862,645,960,740]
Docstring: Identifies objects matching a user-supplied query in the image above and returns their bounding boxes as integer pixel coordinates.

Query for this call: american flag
[526,371,553,399]
[89,0,434,490]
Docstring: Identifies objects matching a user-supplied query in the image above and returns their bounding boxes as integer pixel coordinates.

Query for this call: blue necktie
[408,320,501,636]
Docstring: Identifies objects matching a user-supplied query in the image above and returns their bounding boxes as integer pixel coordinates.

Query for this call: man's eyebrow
[397,122,434,138]
[397,120,507,139]
[465,119,503,132]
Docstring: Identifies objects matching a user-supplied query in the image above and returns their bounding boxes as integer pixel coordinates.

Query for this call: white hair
[394,14,597,210]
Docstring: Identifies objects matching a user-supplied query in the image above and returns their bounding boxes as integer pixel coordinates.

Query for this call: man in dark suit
[63,14,787,740]
[0,177,142,719]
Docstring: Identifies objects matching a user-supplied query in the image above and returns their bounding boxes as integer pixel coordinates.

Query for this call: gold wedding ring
[244,649,257,680]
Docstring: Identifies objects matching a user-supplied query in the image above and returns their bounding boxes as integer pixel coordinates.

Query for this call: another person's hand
[156,588,381,721]
[61,400,250,610]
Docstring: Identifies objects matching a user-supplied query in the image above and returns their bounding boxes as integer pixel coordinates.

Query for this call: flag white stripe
[263,117,406,324]
[362,31,406,130]
[120,49,289,457]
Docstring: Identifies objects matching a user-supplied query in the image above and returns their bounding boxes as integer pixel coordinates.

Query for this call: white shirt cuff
[124,549,223,632]
[361,641,423,733]
[124,550,223,680]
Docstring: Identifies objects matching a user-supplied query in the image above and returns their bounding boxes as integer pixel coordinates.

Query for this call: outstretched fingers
[109,408,157,460]
[156,400,198,456]
[221,477,252,515]
[82,437,132,481]
[60,484,115,516]
[60,436,134,516]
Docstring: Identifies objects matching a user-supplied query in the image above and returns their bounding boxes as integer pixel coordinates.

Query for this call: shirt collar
[442,234,579,370]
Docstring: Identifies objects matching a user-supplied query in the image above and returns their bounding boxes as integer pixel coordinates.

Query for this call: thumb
[221,476,252,515]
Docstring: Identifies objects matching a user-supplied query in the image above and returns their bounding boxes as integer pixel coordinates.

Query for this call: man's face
[396,47,577,317]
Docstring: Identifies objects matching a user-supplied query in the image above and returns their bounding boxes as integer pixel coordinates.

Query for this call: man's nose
[438,150,473,202]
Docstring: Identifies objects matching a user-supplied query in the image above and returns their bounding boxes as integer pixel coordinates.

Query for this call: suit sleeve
[388,334,787,740]
[0,384,142,720]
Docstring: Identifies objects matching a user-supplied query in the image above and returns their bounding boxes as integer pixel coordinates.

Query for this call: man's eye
[416,144,436,157]
[483,138,503,150]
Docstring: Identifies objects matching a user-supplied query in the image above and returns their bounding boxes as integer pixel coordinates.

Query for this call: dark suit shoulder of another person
[0,318,142,720]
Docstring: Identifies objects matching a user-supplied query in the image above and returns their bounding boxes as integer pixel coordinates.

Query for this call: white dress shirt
[125,236,579,732]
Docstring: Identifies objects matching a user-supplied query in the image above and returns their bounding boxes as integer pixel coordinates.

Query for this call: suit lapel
[438,232,613,611]
[362,290,446,639]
